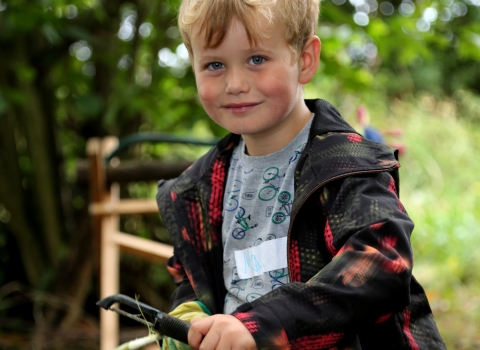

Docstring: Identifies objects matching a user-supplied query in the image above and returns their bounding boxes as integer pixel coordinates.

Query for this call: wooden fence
[87,137,177,350]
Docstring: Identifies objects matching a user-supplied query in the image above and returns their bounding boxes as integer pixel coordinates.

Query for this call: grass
[377,95,480,349]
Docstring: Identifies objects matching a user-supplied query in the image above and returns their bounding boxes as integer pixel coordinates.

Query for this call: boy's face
[191,17,313,153]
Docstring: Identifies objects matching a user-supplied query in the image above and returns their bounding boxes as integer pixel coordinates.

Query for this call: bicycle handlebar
[97,294,190,345]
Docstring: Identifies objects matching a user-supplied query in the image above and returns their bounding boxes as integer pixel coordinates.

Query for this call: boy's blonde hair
[178,0,320,59]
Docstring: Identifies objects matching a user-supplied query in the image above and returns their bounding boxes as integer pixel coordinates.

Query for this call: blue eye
[249,56,265,65]
[208,62,224,70]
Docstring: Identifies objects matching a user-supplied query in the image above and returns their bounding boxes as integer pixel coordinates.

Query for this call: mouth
[223,102,260,114]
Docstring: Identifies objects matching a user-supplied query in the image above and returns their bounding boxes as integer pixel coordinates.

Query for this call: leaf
[367,18,390,38]
[457,31,480,60]
[41,23,62,44]
[12,64,36,83]
[75,94,104,119]
[63,25,95,42]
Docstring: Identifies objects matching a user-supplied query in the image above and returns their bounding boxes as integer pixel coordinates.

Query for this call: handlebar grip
[155,313,191,345]
[96,294,191,345]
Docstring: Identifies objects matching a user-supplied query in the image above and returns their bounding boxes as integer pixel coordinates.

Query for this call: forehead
[191,15,283,52]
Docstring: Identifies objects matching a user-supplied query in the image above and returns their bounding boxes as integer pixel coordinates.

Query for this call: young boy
[156,0,445,349]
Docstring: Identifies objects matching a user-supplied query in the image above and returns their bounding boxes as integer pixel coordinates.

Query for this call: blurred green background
[0,0,479,348]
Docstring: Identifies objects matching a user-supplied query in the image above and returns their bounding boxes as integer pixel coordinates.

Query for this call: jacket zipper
[287,165,399,281]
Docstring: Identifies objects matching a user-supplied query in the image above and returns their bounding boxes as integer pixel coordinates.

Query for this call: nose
[225,68,249,95]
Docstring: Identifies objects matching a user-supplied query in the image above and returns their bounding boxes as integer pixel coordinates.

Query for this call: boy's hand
[162,301,210,350]
[188,314,257,350]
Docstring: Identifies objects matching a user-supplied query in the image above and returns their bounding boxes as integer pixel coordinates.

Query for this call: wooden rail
[89,199,159,215]
[76,158,193,184]
[86,137,175,350]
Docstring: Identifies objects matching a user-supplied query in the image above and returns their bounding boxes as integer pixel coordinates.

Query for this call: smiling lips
[223,102,260,114]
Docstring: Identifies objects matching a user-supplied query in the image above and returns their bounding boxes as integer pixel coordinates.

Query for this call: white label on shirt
[234,237,288,279]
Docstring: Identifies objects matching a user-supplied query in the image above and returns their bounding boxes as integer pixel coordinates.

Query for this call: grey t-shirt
[222,117,313,314]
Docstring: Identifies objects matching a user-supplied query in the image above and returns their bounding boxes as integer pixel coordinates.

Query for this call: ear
[298,35,321,85]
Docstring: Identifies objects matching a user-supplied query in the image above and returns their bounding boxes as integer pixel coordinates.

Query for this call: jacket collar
[292,100,400,214]
[306,99,358,137]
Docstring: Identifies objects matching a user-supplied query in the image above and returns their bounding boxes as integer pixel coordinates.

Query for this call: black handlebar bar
[97,294,190,345]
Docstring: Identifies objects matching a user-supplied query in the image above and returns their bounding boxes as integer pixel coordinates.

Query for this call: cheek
[196,77,217,105]
[260,75,297,102]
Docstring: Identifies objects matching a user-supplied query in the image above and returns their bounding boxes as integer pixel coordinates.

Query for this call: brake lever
[97,294,190,345]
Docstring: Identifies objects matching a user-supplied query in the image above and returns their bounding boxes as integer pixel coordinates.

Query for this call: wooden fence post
[87,136,174,349]
[87,137,120,350]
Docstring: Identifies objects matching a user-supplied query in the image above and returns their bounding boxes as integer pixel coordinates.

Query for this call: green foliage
[319,0,480,97]
[395,97,480,287]
[389,96,480,348]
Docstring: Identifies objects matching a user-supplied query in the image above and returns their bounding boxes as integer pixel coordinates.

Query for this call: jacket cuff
[232,301,290,350]
[194,300,212,315]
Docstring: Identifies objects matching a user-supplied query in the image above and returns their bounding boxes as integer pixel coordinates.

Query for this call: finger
[218,327,256,350]
[213,334,233,350]
[197,324,221,350]
[188,317,213,349]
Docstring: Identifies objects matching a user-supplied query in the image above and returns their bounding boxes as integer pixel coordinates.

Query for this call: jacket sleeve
[231,171,414,349]
[166,254,198,311]
[157,178,197,311]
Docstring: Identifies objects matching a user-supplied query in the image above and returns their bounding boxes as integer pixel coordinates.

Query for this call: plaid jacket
[156,99,445,349]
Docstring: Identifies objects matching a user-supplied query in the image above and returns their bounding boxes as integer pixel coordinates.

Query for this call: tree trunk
[0,69,47,288]
[14,38,63,267]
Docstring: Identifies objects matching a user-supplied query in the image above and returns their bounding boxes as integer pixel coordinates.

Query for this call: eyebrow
[244,46,274,55]
[197,47,274,61]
